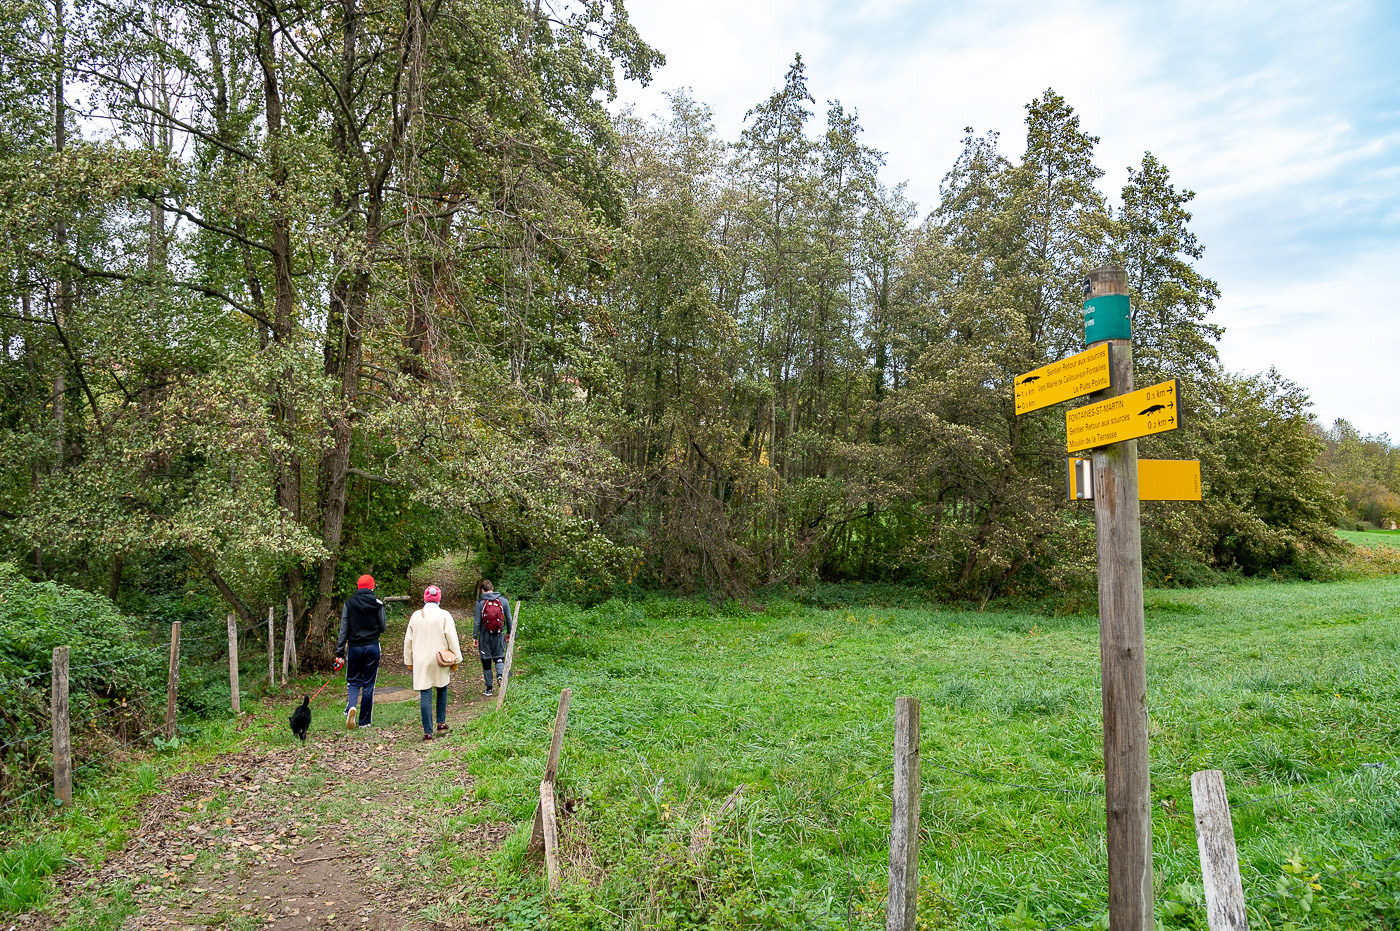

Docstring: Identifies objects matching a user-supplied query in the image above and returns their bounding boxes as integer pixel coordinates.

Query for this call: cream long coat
[403,603,462,691]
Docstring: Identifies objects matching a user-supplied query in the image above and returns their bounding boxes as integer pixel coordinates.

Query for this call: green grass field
[1340,529,1400,548]
[5,580,1398,929]
[463,579,1400,930]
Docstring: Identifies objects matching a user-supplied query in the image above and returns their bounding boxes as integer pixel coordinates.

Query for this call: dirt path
[26,664,512,931]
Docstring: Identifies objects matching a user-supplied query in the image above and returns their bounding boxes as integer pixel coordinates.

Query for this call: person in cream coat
[404,585,462,741]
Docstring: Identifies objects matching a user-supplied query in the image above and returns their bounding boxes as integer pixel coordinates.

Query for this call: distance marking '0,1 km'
[1065,378,1181,453]
[1014,343,1113,416]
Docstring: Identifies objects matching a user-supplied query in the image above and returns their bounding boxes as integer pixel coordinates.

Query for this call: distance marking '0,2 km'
[1065,378,1181,453]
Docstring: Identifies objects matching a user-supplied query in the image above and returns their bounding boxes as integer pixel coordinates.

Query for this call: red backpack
[481,597,505,635]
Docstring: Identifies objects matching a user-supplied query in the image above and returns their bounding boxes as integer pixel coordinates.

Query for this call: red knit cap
[357,574,375,590]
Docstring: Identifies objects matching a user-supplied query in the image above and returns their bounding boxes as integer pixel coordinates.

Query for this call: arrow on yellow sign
[1065,378,1181,453]
[1014,343,1113,416]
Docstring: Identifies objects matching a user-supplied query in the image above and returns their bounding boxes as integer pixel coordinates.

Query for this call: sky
[611,0,1400,440]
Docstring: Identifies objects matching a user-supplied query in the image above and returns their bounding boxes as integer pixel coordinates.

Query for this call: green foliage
[0,563,165,792]
[1318,420,1400,529]
[1192,369,1344,575]
[0,562,240,805]
[0,839,66,913]
[0,0,1356,624]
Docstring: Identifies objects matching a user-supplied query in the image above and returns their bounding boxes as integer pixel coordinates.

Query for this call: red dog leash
[307,659,344,703]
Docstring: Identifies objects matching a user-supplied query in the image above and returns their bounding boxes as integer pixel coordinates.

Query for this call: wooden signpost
[1012,265,1200,931]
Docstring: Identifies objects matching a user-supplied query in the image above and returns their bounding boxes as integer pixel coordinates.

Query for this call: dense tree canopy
[1318,420,1400,529]
[0,6,1348,654]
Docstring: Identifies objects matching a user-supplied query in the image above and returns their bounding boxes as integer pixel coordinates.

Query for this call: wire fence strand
[922,757,1105,798]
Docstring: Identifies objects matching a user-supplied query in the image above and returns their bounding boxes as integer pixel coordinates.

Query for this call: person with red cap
[403,585,461,741]
[336,574,387,729]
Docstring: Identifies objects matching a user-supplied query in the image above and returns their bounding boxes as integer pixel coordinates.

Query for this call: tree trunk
[255,10,310,651]
[51,0,67,463]
[306,272,366,663]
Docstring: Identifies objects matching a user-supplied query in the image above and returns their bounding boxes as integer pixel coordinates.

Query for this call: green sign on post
[1084,294,1130,345]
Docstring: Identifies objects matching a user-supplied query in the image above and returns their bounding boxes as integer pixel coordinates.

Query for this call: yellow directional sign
[1014,343,1113,416]
[1065,378,1181,453]
[1067,458,1202,501]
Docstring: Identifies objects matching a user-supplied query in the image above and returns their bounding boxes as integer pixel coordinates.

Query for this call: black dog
[289,695,311,743]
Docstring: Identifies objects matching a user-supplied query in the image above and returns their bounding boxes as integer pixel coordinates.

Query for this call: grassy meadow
[4,579,1398,929]
[1339,529,1400,548]
[461,579,1400,930]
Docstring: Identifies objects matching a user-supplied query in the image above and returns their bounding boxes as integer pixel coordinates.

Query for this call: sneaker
[436,723,449,733]
[346,707,358,730]
[483,688,494,697]
[359,722,373,729]
[422,733,434,742]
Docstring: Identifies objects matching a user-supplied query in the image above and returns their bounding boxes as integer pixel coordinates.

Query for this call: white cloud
[616,0,1400,437]
[1217,246,1400,437]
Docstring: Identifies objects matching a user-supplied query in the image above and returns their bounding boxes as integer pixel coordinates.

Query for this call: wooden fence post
[540,779,562,892]
[529,688,572,855]
[51,646,72,805]
[1191,770,1248,930]
[282,597,296,685]
[495,600,521,711]
[164,621,181,740]
[887,696,921,931]
[227,614,241,715]
[267,605,275,687]
[544,687,571,784]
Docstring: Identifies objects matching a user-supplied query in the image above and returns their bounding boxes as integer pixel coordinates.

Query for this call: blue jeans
[345,642,380,726]
[420,686,448,735]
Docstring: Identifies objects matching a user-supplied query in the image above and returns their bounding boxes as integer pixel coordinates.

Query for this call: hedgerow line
[0,630,230,699]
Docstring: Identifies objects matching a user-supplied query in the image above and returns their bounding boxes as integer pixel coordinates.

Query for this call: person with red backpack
[473,579,513,697]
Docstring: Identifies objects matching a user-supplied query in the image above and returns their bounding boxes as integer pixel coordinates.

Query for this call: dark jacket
[473,592,513,661]
[336,589,387,656]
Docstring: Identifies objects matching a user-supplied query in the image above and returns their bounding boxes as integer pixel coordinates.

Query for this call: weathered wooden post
[540,779,562,891]
[495,600,521,711]
[1018,266,1184,931]
[51,646,72,805]
[1086,265,1153,930]
[282,597,295,685]
[530,688,572,855]
[164,621,181,740]
[543,687,570,784]
[266,605,275,687]
[1191,771,1248,930]
[227,613,241,715]
[886,696,921,931]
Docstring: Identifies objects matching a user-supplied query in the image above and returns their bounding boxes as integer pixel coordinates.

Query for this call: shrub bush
[0,563,166,803]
